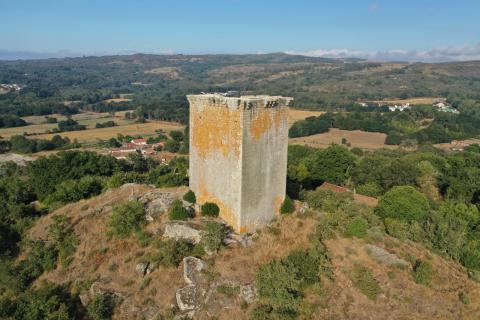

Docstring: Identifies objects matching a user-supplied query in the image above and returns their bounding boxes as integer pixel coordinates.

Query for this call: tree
[280,196,295,214]
[164,139,180,153]
[376,186,430,222]
[303,144,356,185]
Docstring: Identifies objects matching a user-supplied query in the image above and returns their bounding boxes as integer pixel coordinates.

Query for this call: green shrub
[461,240,480,270]
[280,196,295,214]
[412,260,432,285]
[345,216,368,238]
[201,202,220,217]
[135,229,153,247]
[201,222,227,253]
[16,241,58,289]
[108,201,146,238]
[183,190,196,204]
[459,292,470,305]
[350,265,382,300]
[376,186,430,222]
[151,239,193,267]
[255,259,301,315]
[87,293,114,320]
[169,200,190,220]
[49,215,78,266]
[255,249,328,317]
[13,283,79,320]
[384,218,410,240]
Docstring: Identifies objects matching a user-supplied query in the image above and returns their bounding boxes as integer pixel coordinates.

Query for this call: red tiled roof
[319,182,378,207]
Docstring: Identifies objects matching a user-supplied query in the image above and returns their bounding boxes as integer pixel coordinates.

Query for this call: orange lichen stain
[191,106,242,159]
[274,195,284,215]
[197,181,239,232]
[248,107,286,139]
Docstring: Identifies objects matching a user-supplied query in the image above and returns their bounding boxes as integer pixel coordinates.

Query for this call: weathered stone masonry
[188,94,292,233]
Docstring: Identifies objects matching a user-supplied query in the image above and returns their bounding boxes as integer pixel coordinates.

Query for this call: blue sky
[1,0,479,61]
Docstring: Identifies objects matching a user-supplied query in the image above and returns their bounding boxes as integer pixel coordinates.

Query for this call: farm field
[366,97,443,105]
[0,111,135,138]
[287,109,323,126]
[289,128,396,150]
[33,120,184,144]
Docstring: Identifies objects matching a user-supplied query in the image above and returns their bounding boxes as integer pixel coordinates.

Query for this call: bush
[201,202,220,217]
[201,222,227,253]
[255,249,328,317]
[376,186,430,222]
[345,216,368,238]
[183,190,196,204]
[151,239,192,267]
[108,201,146,238]
[169,200,190,221]
[412,260,432,285]
[87,293,114,320]
[49,215,78,266]
[280,196,295,214]
[350,265,382,300]
[13,283,78,320]
[461,240,480,270]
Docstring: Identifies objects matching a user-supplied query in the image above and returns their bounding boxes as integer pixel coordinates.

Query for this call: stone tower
[187,94,292,233]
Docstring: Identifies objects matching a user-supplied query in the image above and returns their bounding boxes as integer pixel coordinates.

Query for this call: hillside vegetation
[0,53,479,124]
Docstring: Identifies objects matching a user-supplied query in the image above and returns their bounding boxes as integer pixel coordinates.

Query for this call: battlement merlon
[187,94,293,110]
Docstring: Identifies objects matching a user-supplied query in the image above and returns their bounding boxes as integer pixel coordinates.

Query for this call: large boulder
[135,262,153,277]
[176,285,205,312]
[364,244,409,268]
[164,222,202,244]
[139,191,177,221]
[183,257,207,285]
[239,284,258,303]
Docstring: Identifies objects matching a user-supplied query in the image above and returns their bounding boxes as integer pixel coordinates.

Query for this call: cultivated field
[366,97,443,105]
[288,109,323,126]
[0,110,184,144]
[0,111,134,138]
[289,128,396,150]
[35,121,184,143]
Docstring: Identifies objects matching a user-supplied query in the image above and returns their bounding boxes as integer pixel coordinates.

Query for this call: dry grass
[34,120,184,143]
[367,97,443,105]
[104,97,132,103]
[0,110,183,143]
[213,215,317,283]
[290,128,396,150]
[24,187,480,319]
[144,67,180,79]
[288,109,324,126]
[434,138,480,151]
[29,184,187,313]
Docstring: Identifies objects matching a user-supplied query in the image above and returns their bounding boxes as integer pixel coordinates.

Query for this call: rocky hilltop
[24,183,480,319]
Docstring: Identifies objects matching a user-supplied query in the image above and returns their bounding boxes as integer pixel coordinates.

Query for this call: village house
[319,182,379,207]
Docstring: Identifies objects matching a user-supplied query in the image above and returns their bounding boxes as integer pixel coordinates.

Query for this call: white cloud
[285,45,480,62]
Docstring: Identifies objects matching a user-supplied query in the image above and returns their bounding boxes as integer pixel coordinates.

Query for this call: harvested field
[33,120,184,143]
[104,97,132,103]
[289,128,396,150]
[1,111,134,138]
[0,153,35,165]
[367,97,443,105]
[288,109,323,126]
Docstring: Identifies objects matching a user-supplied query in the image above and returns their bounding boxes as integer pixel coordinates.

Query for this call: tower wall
[188,94,291,233]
